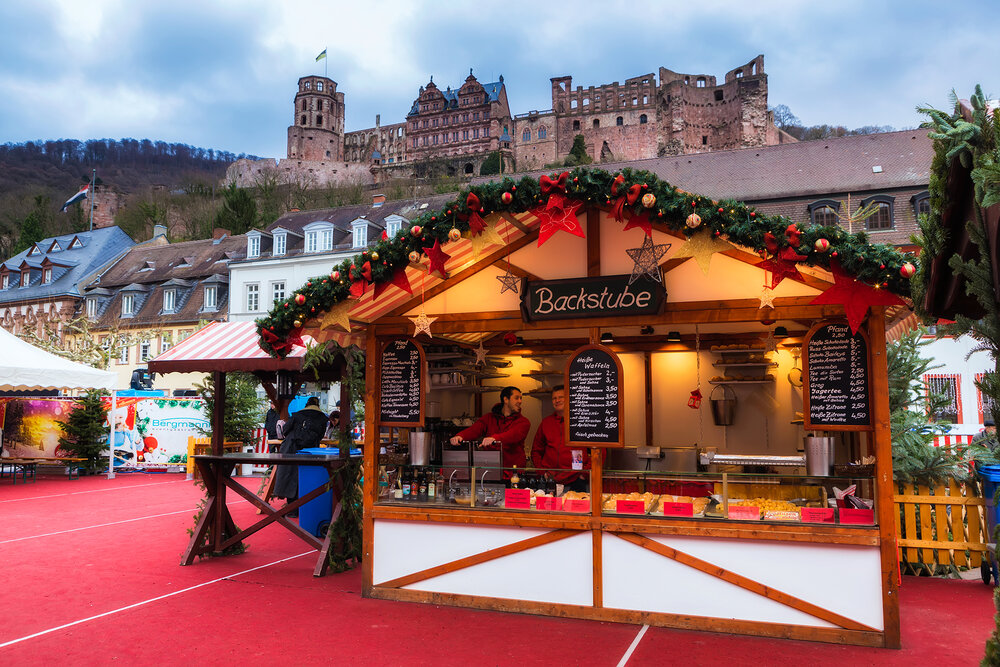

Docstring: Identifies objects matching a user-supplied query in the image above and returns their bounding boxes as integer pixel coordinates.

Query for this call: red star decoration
[349,279,367,299]
[756,255,803,289]
[423,239,452,279]
[810,260,905,334]
[374,267,413,300]
[622,211,652,237]
[532,194,585,246]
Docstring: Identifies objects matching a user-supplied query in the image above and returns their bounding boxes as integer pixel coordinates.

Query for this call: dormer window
[352,221,368,249]
[43,268,52,284]
[121,294,135,316]
[304,222,334,253]
[204,286,218,311]
[273,232,287,256]
[86,297,97,319]
[68,237,83,249]
[21,272,30,287]
[1,274,8,289]
[247,235,261,258]
[49,240,62,252]
[28,245,41,256]
[140,261,155,271]
[163,289,176,313]
[384,216,404,238]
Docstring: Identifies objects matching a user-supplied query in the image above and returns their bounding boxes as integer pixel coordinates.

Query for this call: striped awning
[148,321,322,373]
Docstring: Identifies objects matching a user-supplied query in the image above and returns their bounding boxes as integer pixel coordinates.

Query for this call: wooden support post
[211,370,226,457]
[644,351,653,446]
[868,306,901,648]
[587,207,601,277]
[362,327,379,596]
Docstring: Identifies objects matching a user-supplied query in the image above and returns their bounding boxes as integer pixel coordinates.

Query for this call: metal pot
[710,384,737,426]
[661,446,698,472]
[409,431,431,465]
[805,436,834,476]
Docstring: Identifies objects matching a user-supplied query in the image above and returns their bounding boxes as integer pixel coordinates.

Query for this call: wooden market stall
[256,168,916,647]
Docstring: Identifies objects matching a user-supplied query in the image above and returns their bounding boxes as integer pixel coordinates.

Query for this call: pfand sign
[520,275,666,322]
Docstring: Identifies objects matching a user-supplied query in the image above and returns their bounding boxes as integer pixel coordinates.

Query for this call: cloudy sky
[1,0,998,159]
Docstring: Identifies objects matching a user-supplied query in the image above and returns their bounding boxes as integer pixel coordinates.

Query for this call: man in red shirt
[531,385,593,492]
[450,386,530,471]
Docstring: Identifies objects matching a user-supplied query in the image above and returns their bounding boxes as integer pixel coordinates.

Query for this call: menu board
[379,339,425,426]
[565,344,624,447]
[803,321,872,430]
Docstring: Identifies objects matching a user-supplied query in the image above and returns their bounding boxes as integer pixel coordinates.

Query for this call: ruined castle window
[484,127,489,137]
[697,78,706,87]
[484,110,489,119]
[453,132,459,141]
[464,163,473,174]
[473,112,479,121]
[616,117,623,126]
[632,97,638,106]
[462,130,469,140]
[538,127,547,139]
[433,135,438,144]
[305,82,311,90]
[715,90,724,102]
[301,115,307,125]
[643,95,648,104]
[412,122,418,130]
[433,118,439,127]
[316,114,323,126]
[453,114,459,123]
[571,99,578,109]
[735,70,743,79]
[639,115,648,124]
[702,135,708,145]
[463,113,469,122]
[684,77,690,85]
[317,82,323,91]
[301,101,307,111]
[593,119,599,128]
[473,128,479,138]
[422,137,428,146]
[422,120,428,128]
[442,133,448,143]
[573,120,580,130]
[583,97,589,107]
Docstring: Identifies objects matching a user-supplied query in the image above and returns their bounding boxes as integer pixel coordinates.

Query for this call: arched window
[300,115,307,125]
[807,200,841,226]
[538,127,547,139]
[639,114,647,124]
[593,119,600,128]
[860,195,895,231]
[616,116,624,126]
[316,114,323,127]
[522,129,531,142]
[464,163,474,174]
[572,120,580,130]
[911,191,931,218]
[696,78,706,87]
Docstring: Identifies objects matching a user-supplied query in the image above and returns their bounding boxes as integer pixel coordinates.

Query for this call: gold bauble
[408,251,420,263]
[448,227,462,242]
[686,213,702,228]
[293,319,302,328]
[641,193,656,209]
[371,251,379,261]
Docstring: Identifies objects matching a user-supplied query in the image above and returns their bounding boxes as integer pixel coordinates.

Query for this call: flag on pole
[61,185,89,213]
[315,49,327,62]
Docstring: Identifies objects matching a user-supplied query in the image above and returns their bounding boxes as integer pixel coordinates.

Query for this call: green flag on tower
[316,49,327,62]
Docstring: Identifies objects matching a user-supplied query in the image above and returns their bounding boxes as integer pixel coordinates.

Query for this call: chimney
[212,228,230,240]
[152,224,167,240]
[372,194,386,208]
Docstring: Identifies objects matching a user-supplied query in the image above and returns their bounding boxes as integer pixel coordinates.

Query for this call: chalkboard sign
[379,339,425,427]
[803,321,872,430]
[564,344,624,447]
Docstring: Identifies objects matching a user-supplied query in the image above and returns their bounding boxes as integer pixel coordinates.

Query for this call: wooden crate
[894,480,987,572]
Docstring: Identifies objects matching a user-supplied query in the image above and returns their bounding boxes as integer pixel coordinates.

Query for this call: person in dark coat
[273,397,328,505]
[264,402,280,449]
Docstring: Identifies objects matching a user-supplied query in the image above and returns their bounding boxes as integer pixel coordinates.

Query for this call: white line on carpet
[616,624,649,667]
[0,551,314,649]
[0,479,188,503]
[0,499,251,545]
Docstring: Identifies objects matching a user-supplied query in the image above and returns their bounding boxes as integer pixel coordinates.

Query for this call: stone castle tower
[286,75,346,162]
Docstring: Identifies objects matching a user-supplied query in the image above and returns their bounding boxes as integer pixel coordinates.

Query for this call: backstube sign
[520,275,665,322]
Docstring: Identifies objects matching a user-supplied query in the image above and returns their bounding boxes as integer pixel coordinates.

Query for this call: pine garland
[256,166,918,357]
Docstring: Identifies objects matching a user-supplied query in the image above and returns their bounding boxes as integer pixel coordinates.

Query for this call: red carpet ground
[0,472,994,666]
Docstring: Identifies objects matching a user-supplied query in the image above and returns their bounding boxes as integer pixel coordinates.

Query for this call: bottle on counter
[393,470,403,500]
[402,467,412,500]
[418,469,428,499]
[510,465,520,489]
[428,468,437,499]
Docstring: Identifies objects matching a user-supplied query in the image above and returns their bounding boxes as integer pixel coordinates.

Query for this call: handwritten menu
[566,345,624,447]
[804,322,872,430]
[379,339,424,426]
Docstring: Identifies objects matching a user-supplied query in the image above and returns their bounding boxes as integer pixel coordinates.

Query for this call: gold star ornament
[759,287,775,309]
[409,310,437,338]
[466,216,506,260]
[318,301,353,332]
[672,232,735,275]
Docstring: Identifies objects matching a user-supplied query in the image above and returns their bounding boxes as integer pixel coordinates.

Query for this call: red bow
[611,174,625,196]
[764,231,779,254]
[349,261,373,298]
[785,223,801,247]
[359,261,372,282]
[540,172,569,194]
[612,184,643,223]
[261,327,304,354]
[462,192,487,235]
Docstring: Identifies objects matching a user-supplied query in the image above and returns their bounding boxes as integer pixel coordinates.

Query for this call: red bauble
[814,238,831,253]
[900,262,916,278]
[501,192,513,205]
[294,294,306,305]
[503,332,517,346]
[331,270,340,281]
[410,225,422,237]
[718,207,724,213]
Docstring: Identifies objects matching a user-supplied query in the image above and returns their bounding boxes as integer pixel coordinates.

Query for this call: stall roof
[148,321,325,373]
[0,326,116,391]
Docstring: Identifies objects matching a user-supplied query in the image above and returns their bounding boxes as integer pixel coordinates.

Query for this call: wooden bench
[32,456,89,480]
[1,456,89,481]
[1,458,41,483]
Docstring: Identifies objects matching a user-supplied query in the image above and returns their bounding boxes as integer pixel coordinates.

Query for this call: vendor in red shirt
[450,386,530,471]
[531,385,595,492]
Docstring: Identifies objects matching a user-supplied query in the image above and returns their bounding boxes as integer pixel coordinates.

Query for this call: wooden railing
[894,480,989,573]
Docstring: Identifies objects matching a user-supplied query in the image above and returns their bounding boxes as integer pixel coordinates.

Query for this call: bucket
[409,431,431,466]
[805,436,834,476]
[709,385,736,426]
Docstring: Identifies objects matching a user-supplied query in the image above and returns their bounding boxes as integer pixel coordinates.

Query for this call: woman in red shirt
[450,386,530,471]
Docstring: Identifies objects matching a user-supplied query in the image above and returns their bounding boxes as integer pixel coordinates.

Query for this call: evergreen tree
[57,390,110,472]
[194,372,264,445]
[13,195,51,253]
[479,151,502,176]
[564,135,593,167]
[214,183,257,235]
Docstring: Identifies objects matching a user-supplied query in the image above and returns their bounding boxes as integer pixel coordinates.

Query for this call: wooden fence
[894,480,989,573]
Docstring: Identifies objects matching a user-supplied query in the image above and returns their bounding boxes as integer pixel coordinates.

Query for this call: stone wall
[225,158,374,189]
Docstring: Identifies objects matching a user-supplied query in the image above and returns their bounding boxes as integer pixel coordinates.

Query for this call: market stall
[256,168,915,647]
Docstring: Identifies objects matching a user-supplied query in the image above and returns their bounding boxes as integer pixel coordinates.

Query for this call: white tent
[0,327,116,392]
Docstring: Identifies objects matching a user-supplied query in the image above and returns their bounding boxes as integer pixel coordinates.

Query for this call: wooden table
[185,453,350,577]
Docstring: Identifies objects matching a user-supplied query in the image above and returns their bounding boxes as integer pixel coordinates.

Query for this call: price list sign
[803,321,872,430]
[379,339,425,427]
[565,344,624,447]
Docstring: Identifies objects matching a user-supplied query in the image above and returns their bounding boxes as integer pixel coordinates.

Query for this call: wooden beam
[615,532,878,632]
[500,261,541,282]
[211,371,226,457]
[362,325,379,596]
[386,228,540,318]
[587,207,601,277]
[500,211,532,235]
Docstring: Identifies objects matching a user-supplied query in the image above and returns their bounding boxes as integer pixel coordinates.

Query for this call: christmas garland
[256,166,918,357]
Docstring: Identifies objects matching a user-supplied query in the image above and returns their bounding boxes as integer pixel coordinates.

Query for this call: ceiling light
[774,326,789,338]
[640,325,654,335]
[666,331,682,343]
[600,332,614,344]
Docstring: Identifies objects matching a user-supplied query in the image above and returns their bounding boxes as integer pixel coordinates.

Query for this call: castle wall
[226,158,374,189]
